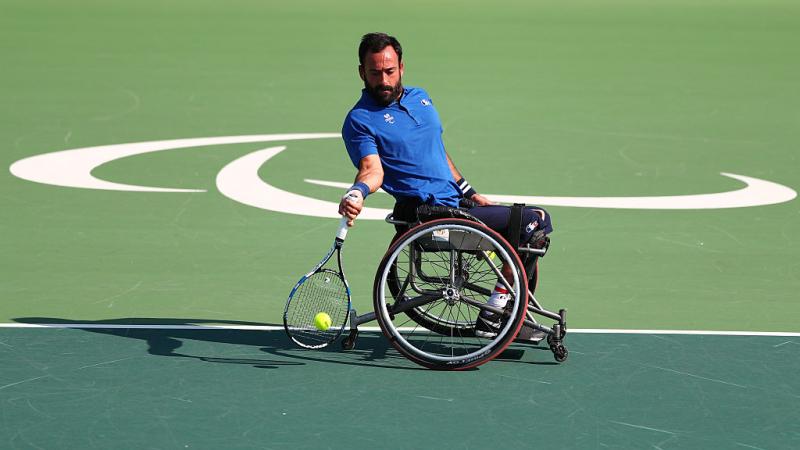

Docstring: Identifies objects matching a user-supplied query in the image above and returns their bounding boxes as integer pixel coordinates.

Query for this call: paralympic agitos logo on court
[8,133,797,217]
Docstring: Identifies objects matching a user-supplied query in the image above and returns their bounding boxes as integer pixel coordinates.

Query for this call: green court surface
[2,0,799,448]
[2,327,799,449]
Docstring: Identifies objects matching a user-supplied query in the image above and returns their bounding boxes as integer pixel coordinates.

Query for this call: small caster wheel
[551,344,568,362]
[341,329,358,350]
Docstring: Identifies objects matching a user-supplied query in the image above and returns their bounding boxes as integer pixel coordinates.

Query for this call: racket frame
[283,217,352,349]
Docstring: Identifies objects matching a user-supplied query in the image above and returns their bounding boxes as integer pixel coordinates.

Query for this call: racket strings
[285,269,349,348]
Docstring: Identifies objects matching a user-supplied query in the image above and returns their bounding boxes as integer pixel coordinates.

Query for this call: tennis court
[2,0,799,448]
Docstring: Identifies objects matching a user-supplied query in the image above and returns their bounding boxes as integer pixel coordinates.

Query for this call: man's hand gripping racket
[283,193,360,349]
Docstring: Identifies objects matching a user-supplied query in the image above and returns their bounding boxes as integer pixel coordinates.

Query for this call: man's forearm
[445,151,463,181]
[355,169,383,193]
[445,151,479,199]
[352,154,384,196]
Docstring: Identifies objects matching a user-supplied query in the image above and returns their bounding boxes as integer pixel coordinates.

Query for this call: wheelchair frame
[339,211,568,370]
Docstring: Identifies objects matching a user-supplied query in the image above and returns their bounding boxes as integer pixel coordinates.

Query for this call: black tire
[373,218,528,370]
[552,344,568,362]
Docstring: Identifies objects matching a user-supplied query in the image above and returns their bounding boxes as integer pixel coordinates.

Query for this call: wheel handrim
[378,223,524,364]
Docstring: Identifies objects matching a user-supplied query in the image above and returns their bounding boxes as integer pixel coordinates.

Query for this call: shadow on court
[13,317,552,370]
[12,317,417,370]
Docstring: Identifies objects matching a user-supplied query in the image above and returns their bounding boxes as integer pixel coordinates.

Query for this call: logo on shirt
[383,113,395,124]
[421,99,431,106]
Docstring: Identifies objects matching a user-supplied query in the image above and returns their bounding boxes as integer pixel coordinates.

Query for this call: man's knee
[522,207,553,237]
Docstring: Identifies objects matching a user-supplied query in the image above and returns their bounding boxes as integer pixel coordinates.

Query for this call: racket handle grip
[336,216,349,241]
[336,192,360,241]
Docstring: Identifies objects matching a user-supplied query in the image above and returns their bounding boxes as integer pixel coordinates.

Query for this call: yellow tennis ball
[314,312,332,331]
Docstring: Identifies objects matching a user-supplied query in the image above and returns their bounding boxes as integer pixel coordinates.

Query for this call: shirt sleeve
[342,112,378,168]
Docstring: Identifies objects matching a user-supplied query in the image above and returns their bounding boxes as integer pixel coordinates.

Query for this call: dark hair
[358,32,403,65]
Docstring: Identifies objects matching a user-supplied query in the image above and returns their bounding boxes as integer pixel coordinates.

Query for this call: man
[338,32,552,338]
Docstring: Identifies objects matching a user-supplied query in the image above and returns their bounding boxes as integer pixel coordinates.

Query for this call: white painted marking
[304,172,797,210]
[573,329,800,337]
[216,146,389,219]
[8,133,795,211]
[305,178,387,194]
[1,323,798,336]
[9,133,339,192]
[0,323,286,330]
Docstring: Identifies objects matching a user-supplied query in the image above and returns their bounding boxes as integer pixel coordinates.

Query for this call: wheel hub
[442,286,460,305]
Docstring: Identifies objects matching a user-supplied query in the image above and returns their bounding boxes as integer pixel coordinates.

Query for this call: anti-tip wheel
[551,344,568,362]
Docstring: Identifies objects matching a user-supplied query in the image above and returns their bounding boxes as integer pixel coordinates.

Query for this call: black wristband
[456,177,477,198]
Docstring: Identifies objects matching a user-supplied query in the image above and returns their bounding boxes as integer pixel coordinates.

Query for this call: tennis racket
[283,210,354,349]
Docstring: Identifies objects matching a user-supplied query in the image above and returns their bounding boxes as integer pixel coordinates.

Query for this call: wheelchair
[341,203,568,370]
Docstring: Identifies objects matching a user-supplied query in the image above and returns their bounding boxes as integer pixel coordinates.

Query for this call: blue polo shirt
[342,86,461,207]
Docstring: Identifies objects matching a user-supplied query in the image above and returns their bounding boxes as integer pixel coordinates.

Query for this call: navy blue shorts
[467,204,553,245]
[391,199,553,245]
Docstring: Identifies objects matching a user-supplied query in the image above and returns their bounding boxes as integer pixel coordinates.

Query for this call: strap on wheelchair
[506,203,525,251]
[416,204,481,224]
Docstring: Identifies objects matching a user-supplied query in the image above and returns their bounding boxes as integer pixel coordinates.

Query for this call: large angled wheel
[374,218,527,370]
[386,252,482,337]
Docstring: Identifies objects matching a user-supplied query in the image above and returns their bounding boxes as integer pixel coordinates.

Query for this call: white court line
[0,323,798,336]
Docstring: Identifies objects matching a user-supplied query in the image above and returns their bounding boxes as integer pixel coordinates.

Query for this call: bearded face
[364,77,403,106]
[359,46,404,106]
